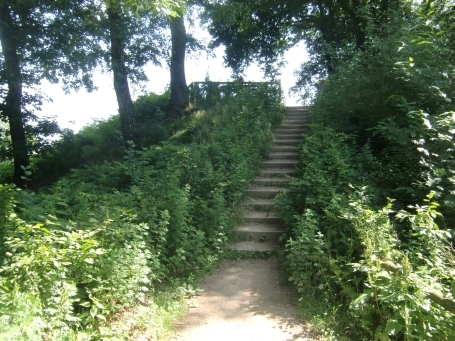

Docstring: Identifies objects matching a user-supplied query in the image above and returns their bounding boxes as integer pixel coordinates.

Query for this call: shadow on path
[170,258,318,341]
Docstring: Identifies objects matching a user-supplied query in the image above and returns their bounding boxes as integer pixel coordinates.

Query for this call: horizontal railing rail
[188,81,282,105]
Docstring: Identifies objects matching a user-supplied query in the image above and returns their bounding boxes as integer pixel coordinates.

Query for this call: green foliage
[344,194,455,340]
[276,123,380,231]
[134,91,172,146]
[281,9,455,328]
[28,116,124,187]
[0,90,283,339]
[203,0,413,80]
[6,91,175,188]
[0,183,16,257]
[189,81,283,114]
[281,128,455,339]
[307,0,455,218]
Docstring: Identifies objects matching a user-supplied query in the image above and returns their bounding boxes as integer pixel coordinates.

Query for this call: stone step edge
[236,223,285,232]
[228,240,282,252]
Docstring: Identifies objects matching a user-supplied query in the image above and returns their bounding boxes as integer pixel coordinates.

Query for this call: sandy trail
[169,258,315,341]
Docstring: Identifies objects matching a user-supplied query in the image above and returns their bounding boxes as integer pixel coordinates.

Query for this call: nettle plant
[345,192,455,341]
[0,204,157,339]
[281,121,455,340]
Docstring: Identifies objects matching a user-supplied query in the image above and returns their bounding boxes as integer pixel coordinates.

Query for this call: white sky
[38,42,308,132]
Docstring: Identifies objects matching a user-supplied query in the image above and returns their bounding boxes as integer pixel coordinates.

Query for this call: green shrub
[22,91,172,188]
[344,194,455,340]
[0,88,283,339]
[29,117,124,188]
[307,1,455,219]
[280,123,455,339]
[134,91,172,146]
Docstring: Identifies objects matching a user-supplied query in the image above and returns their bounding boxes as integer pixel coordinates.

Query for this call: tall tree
[0,1,27,186]
[103,0,185,139]
[168,11,189,119]
[106,3,136,142]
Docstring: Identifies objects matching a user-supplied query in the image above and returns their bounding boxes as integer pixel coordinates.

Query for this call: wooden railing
[188,81,281,105]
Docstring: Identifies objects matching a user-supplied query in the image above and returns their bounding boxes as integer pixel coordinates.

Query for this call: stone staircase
[230,106,310,251]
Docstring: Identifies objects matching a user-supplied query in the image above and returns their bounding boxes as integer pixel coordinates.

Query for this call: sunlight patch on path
[170,259,314,341]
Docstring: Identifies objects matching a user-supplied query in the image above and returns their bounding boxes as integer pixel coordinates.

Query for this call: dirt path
[169,258,316,341]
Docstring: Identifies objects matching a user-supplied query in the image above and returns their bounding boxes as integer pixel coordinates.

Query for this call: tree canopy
[202,0,410,78]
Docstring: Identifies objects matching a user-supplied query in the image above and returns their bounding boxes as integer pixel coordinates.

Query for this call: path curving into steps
[230,106,310,252]
[169,107,315,341]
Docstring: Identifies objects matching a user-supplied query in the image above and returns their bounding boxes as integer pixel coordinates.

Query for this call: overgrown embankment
[279,3,455,340]
[0,85,284,340]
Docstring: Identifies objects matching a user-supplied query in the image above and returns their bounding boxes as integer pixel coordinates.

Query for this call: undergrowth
[0,84,284,340]
[278,2,455,338]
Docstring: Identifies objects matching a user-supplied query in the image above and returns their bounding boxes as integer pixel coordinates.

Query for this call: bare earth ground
[169,258,317,341]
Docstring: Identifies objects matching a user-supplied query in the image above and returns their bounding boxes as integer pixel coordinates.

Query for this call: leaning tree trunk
[168,13,189,120]
[0,3,29,187]
[107,7,136,143]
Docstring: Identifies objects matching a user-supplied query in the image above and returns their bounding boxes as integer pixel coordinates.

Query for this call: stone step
[260,168,298,177]
[280,126,307,131]
[284,119,309,125]
[286,109,310,113]
[274,128,306,134]
[285,116,309,121]
[280,123,308,128]
[229,240,281,252]
[285,111,309,116]
[262,159,298,168]
[275,133,303,140]
[236,223,285,242]
[245,187,284,199]
[268,152,299,159]
[271,145,298,152]
[274,139,303,146]
[252,177,291,186]
[286,112,310,117]
[229,106,308,253]
[243,211,283,224]
[286,109,309,113]
[242,198,274,210]
[286,108,309,113]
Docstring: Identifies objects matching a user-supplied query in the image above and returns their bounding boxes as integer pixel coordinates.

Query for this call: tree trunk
[0,2,29,187]
[168,13,189,120]
[107,7,136,143]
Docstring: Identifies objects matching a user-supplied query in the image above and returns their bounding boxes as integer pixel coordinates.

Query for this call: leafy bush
[3,91,173,189]
[282,5,455,331]
[281,124,455,339]
[134,91,172,146]
[307,1,455,217]
[0,88,283,339]
[344,194,455,340]
[28,116,124,188]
